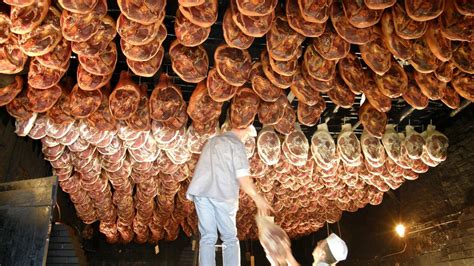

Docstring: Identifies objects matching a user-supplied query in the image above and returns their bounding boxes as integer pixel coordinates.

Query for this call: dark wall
[0,109,51,183]
[337,106,474,265]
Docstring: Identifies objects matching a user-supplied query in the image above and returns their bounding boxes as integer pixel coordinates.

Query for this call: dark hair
[320,241,337,264]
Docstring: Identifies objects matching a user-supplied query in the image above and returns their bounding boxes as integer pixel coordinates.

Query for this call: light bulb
[395,224,406,238]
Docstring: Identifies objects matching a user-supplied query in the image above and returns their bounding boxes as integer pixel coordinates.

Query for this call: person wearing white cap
[312,233,348,266]
[187,125,273,266]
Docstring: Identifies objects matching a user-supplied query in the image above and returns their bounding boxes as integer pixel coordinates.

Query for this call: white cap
[247,125,257,137]
[326,233,348,262]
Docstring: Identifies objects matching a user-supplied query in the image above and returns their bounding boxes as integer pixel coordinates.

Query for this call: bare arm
[239,176,273,214]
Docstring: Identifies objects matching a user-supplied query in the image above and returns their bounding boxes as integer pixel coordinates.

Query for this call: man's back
[186,131,250,201]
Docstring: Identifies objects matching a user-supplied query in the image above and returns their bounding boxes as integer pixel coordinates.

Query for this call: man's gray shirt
[186,131,250,201]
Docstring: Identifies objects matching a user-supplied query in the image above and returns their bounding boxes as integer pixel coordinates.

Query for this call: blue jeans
[194,196,240,266]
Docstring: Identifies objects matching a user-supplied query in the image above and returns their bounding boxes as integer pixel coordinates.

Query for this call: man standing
[187,125,272,266]
[312,233,348,266]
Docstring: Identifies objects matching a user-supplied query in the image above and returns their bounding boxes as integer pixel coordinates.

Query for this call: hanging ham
[268,50,300,77]
[331,1,373,45]
[230,87,260,129]
[150,74,184,122]
[440,84,460,109]
[60,0,107,41]
[10,0,49,35]
[179,0,218,28]
[26,84,62,113]
[88,92,117,132]
[290,68,323,106]
[187,81,222,124]
[380,11,414,60]
[222,8,254,50]
[175,8,210,47]
[454,0,474,16]
[301,62,334,93]
[71,16,116,56]
[402,73,429,110]
[364,0,396,9]
[297,0,332,23]
[363,74,392,113]
[126,46,164,77]
[267,15,305,61]
[311,123,337,170]
[286,0,325,37]
[207,68,239,102]
[413,71,446,100]
[381,124,402,162]
[361,130,386,168]
[19,7,62,57]
[109,71,140,120]
[451,42,474,74]
[230,0,274,37]
[404,125,425,159]
[36,38,71,71]
[337,123,362,166]
[439,1,474,42]
[312,24,350,61]
[0,35,28,74]
[116,13,164,46]
[338,53,364,94]
[0,13,10,44]
[297,94,326,127]
[327,75,355,109]
[257,126,281,166]
[250,62,281,103]
[0,76,23,107]
[77,64,113,92]
[359,27,392,76]
[451,72,474,102]
[374,59,408,98]
[342,0,382,28]
[78,42,117,76]
[214,44,251,87]
[405,0,444,22]
[117,0,166,25]
[391,3,427,39]
[303,44,337,82]
[273,102,296,135]
[257,93,287,125]
[58,0,99,14]
[359,102,387,138]
[422,124,448,162]
[236,0,277,16]
[261,50,294,89]
[6,90,32,120]
[169,40,209,83]
[424,20,452,62]
[69,85,102,118]
[120,23,166,61]
[28,58,69,90]
[434,61,456,83]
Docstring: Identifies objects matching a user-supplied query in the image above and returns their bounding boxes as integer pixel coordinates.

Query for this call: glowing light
[395,224,406,238]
